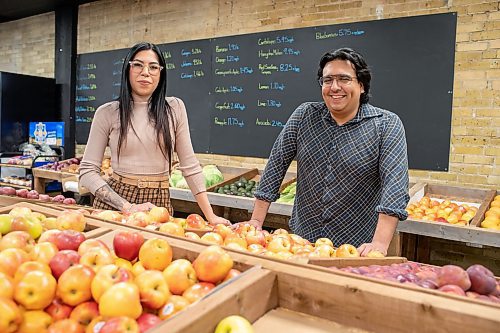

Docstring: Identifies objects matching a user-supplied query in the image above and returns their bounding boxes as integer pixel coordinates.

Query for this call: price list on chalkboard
[76,13,456,170]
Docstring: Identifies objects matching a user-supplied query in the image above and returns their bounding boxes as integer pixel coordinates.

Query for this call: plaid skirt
[93,177,172,214]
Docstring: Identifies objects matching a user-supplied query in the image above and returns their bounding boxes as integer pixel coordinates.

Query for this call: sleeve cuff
[254,190,279,203]
[375,205,408,221]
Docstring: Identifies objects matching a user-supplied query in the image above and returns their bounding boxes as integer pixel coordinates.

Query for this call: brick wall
[1,0,499,189]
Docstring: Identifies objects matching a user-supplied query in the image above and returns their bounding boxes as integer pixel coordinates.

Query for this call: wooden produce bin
[152,251,500,333]
[0,202,111,239]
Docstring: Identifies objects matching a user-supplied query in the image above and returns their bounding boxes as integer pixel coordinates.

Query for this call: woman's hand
[206,214,231,226]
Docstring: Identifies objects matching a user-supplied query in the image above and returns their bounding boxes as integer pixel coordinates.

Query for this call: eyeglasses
[318,74,356,87]
[129,61,164,76]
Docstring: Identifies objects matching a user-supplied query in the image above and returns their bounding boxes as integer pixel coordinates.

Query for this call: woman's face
[128,49,161,101]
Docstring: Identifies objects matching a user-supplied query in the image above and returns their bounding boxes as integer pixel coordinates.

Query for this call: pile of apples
[38,158,81,172]
[480,195,500,230]
[406,196,478,226]
[0,186,77,205]
[0,206,86,240]
[0,226,238,332]
[335,262,500,304]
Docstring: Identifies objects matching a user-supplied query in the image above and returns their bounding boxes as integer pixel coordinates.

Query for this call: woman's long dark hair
[117,42,174,164]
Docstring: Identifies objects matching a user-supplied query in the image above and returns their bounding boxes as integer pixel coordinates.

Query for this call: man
[244,48,409,256]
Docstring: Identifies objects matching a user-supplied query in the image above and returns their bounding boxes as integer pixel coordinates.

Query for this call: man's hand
[357,241,388,257]
[206,215,231,226]
[230,219,263,231]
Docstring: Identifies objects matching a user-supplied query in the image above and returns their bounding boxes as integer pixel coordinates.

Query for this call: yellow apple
[193,245,233,284]
[162,259,198,295]
[158,295,190,320]
[184,232,201,240]
[135,270,171,309]
[138,238,173,271]
[335,244,360,258]
[0,297,22,333]
[56,264,95,306]
[148,206,171,223]
[0,248,29,277]
[0,272,14,299]
[366,250,385,258]
[18,310,52,333]
[313,244,335,258]
[91,264,133,302]
[200,232,224,245]
[79,247,114,272]
[214,315,254,333]
[267,236,292,253]
[14,261,52,284]
[158,222,185,237]
[99,282,142,319]
[30,242,58,264]
[77,239,109,256]
[131,261,146,277]
[314,237,334,247]
[14,270,57,310]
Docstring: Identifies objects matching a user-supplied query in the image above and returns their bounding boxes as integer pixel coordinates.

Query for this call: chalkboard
[76,13,456,171]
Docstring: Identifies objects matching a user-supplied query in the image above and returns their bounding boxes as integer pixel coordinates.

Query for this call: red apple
[100,316,139,333]
[47,318,84,333]
[186,214,206,229]
[45,298,74,321]
[436,265,471,291]
[162,259,198,295]
[193,245,233,284]
[53,230,86,251]
[49,250,81,279]
[113,231,145,261]
[467,264,496,295]
[137,313,162,333]
[182,282,215,303]
[69,301,99,326]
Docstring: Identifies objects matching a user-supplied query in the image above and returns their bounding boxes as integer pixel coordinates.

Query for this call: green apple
[0,214,13,235]
[26,220,43,239]
[214,315,254,333]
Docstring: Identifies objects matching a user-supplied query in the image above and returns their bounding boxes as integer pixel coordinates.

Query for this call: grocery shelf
[0,163,31,169]
[0,181,31,190]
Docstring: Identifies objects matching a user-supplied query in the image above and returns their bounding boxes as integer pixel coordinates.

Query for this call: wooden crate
[0,202,111,239]
[151,249,500,333]
[31,167,62,181]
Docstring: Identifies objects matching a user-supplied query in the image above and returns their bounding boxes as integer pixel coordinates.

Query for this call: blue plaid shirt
[255,102,409,247]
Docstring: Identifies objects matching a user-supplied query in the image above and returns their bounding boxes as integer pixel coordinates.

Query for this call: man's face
[321,59,364,120]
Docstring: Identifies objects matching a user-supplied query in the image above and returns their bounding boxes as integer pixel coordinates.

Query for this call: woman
[79,42,229,225]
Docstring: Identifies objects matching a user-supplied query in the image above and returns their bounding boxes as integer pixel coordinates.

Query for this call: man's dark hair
[317,48,371,104]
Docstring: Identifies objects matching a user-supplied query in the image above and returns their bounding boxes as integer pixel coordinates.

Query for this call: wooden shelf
[0,163,31,169]
[0,181,31,190]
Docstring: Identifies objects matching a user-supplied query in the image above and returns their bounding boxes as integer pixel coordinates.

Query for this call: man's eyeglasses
[129,61,164,76]
[318,74,356,87]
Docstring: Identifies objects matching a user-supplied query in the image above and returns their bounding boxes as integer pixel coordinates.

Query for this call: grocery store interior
[0,0,499,332]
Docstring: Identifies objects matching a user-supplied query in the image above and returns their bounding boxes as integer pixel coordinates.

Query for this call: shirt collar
[321,103,382,125]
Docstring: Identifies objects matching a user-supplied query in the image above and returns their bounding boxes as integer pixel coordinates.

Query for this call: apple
[184,232,201,240]
[18,310,53,333]
[14,270,57,310]
[91,264,133,302]
[186,214,207,229]
[2,186,17,196]
[100,317,139,333]
[56,264,95,306]
[172,217,188,228]
[96,210,123,222]
[158,295,190,320]
[14,261,51,283]
[49,250,80,279]
[289,234,310,246]
[53,230,86,251]
[47,319,84,333]
[137,313,162,333]
[86,316,106,333]
[213,224,233,240]
[138,238,173,271]
[36,194,50,202]
[77,239,110,256]
[127,212,153,227]
[335,244,360,258]
[51,195,66,203]
[313,244,335,258]
[214,315,254,333]
[438,284,466,296]
[267,236,292,253]
[99,282,143,319]
[31,242,58,264]
[38,229,61,243]
[201,232,224,245]
[247,243,265,254]
[115,257,134,271]
[0,214,13,234]
[244,230,266,247]
[0,297,22,333]
[182,282,215,303]
[315,237,334,247]
[132,261,146,277]
[148,206,171,223]
[9,206,32,218]
[12,216,43,240]
[223,268,241,282]
[69,301,99,326]
[45,298,74,321]
[0,247,29,277]
[113,231,144,261]
[16,189,29,198]
[0,230,35,252]
[224,234,248,249]
[193,245,233,284]
[79,247,114,272]
[162,259,198,295]
[0,272,14,299]
[366,250,385,258]
[436,265,471,291]
[56,211,86,232]
[467,264,496,295]
[159,222,185,237]
[135,270,171,309]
